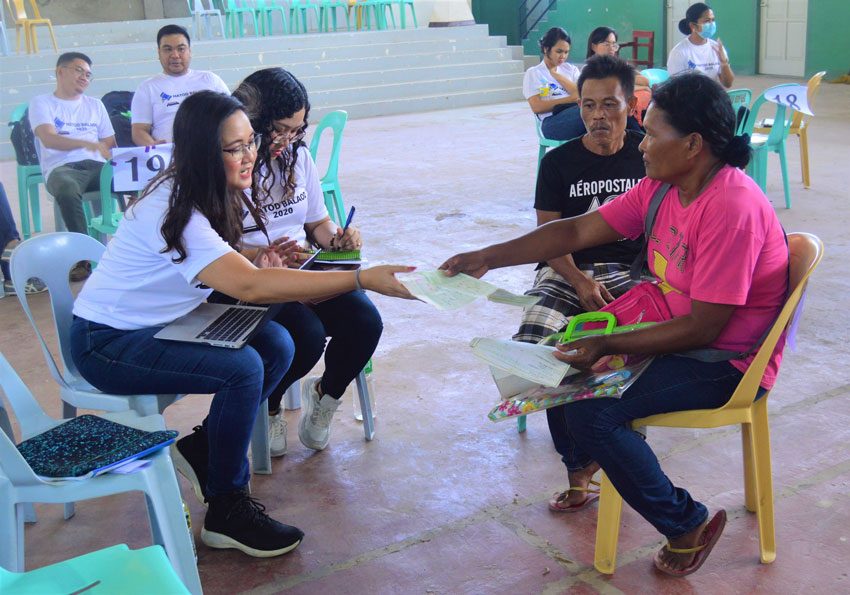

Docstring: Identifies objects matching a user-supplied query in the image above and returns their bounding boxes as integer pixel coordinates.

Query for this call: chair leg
[250,403,272,474]
[751,399,777,564]
[741,422,757,512]
[46,23,58,52]
[537,145,546,173]
[778,144,791,209]
[798,129,810,188]
[355,370,375,441]
[16,174,31,240]
[593,472,624,574]
[29,182,41,233]
[517,415,526,433]
[0,496,25,571]
[284,381,302,410]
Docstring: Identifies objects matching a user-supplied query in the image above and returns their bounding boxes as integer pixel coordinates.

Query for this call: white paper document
[469,337,574,388]
[398,271,539,310]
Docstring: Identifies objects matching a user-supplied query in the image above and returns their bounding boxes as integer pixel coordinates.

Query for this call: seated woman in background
[668,2,734,88]
[70,91,413,559]
[231,68,383,457]
[442,73,787,576]
[522,27,584,141]
[586,26,651,127]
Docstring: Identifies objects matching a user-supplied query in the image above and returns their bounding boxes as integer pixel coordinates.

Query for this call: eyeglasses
[600,41,620,49]
[222,133,262,160]
[63,65,93,81]
[270,125,306,146]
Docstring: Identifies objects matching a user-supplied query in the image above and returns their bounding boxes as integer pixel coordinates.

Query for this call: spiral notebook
[17,415,178,481]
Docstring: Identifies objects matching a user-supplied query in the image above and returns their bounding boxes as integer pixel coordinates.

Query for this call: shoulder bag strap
[629,182,671,281]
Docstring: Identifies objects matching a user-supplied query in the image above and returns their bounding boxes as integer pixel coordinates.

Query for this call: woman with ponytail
[441,73,788,577]
[667,2,735,88]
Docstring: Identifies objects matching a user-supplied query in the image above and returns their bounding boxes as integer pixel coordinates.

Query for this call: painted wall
[471,0,519,45]
[806,0,850,77]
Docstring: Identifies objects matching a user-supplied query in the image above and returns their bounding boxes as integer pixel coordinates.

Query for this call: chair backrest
[8,0,29,22]
[9,103,27,124]
[9,233,106,389]
[727,89,752,135]
[620,30,654,67]
[723,232,823,410]
[0,353,56,485]
[640,68,669,87]
[790,70,827,131]
[26,0,42,19]
[743,83,795,147]
[308,110,348,182]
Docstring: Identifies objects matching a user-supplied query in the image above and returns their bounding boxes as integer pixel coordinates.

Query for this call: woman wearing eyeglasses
[586,26,651,127]
[231,68,383,459]
[70,90,413,559]
[668,2,735,88]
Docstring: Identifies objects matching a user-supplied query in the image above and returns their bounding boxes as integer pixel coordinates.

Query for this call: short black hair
[56,52,92,68]
[539,27,571,54]
[651,72,750,168]
[157,24,191,46]
[586,26,617,59]
[577,55,635,99]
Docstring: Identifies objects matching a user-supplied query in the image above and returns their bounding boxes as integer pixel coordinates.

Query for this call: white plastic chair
[189,0,225,40]
[0,353,202,594]
[10,232,274,475]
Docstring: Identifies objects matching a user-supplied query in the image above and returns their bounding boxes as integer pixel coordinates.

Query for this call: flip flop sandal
[653,509,727,577]
[548,479,601,513]
[1,248,13,263]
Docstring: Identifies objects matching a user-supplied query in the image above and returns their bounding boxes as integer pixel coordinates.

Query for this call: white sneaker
[269,410,287,457]
[298,377,341,451]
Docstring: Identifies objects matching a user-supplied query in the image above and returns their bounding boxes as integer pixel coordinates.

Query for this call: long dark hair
[232,68,310,211]
[651,72,750,168]
[586,26,616,59]
[138,91,252,263]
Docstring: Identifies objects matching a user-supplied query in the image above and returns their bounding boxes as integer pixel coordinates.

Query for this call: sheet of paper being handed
[470,337,576,388]
[397,270,540,310]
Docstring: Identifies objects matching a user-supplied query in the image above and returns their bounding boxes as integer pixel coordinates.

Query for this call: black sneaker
[201,490,304,558]
[172,425,209,505]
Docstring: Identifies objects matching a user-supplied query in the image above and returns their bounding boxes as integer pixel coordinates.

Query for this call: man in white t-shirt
[29,52,116,264]
[131,24,229,146]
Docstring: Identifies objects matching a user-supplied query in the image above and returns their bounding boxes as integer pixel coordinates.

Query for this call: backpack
[102,91,135,148]
[9,109,39,166]
[110,113,134,148]
[101,91,134,117]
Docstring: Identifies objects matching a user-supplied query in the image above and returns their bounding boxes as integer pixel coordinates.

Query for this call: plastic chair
[0,544,190,594]
[308,110,349,225]
[9,233,274,475]
[727,88,752,135]
[639,68,669,87]
[253,0,288,35]
[8,103,44,240]
[0,354,202,594]
[83,162,125,242]
[223,0,259,37]
[188,0,226,40]
[390,0,417,29]
[288,0,320,33]
[754,71,826,189]
[316,0,352,32]
[619,30,654,68]
[534,116,567,173]
[6,0,58,54]
[356,0,390,30]
[593,232,824,574]
[0,8,11,55]
[743,84,795,208]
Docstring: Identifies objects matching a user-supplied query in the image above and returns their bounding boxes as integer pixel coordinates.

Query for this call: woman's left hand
[553,336,608,370]
[713,39,728,63]
[271,236,303,267]
[334,225,362,251]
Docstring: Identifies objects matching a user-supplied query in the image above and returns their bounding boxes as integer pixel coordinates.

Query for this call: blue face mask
[698,21,717,39]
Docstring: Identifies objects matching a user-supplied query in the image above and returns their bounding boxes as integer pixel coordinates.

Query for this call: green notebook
[315,249,361,262]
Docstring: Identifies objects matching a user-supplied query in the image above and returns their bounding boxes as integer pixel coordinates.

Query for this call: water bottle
[183,500,198,562]
[353,359,377,421]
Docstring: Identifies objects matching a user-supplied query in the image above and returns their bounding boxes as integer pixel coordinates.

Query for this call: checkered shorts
[513,263,635,344]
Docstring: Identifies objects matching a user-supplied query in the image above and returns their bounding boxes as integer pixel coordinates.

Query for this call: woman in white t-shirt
[70,91,413,559]
[522,27,584,141]
[231,67,382,458]
[667,2,734,88]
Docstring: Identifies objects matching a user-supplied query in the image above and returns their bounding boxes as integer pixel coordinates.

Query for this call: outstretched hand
[360,265,417,299]
[439,251,489,279]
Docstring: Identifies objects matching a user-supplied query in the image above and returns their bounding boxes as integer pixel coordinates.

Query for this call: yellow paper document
[399,271,539,311]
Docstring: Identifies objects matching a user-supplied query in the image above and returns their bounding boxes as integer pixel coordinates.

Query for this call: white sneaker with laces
[269,410,287,457]
[298,376,341,451]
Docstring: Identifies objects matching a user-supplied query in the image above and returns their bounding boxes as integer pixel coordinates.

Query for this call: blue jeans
[540,107,643,141]
[548,355,747,538]
[267,290,383,410]
[70,316,294,496]
[0,182,21,281]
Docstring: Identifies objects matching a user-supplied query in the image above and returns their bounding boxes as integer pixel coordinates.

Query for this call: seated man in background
[29,52,115,280]
[131,24,229,146]
[513,56,646,511]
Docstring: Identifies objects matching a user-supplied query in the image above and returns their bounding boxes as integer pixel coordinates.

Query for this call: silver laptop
[154,303,272,349]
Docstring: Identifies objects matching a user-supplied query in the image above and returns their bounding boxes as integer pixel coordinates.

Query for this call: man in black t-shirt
[514,57,646,344]
[512,56,647,513]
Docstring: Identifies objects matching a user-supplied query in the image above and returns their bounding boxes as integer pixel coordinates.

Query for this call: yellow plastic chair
[754,71,826,189]
[593,232,824,574]
[6,0,58,54]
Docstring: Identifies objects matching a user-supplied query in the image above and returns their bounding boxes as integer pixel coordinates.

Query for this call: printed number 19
[125,154,166,182]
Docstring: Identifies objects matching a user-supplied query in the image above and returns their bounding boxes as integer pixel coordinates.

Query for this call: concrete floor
[1,74,849,594]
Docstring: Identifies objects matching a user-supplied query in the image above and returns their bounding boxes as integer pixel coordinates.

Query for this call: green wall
[471,0,520,46]
[708,1,759,75]
[806,0,850,77]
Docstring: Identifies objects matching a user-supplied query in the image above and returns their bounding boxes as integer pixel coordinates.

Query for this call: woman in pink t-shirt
[441,73,787,577]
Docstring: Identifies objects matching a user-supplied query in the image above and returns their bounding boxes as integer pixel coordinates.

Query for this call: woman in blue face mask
[667,2,735,88]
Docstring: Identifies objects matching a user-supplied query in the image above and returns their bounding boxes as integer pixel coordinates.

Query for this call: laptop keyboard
[197,307,265,343]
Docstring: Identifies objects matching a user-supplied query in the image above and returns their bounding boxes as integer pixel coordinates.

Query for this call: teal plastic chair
[727,88,753,135]
[9,104,43,240]
[742,84,794,209]
[253,0,288,35]
[309,110,349,225]
[0,544,190,594]
[357,0,390,30]
[289,0,320,33]
[84,162,125,242]
[0,353,201,594]
[535,116,567,173]
[391,0,416,28]
[223,0,259,37]
[316,0,351,32]
[640,68,669,87]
